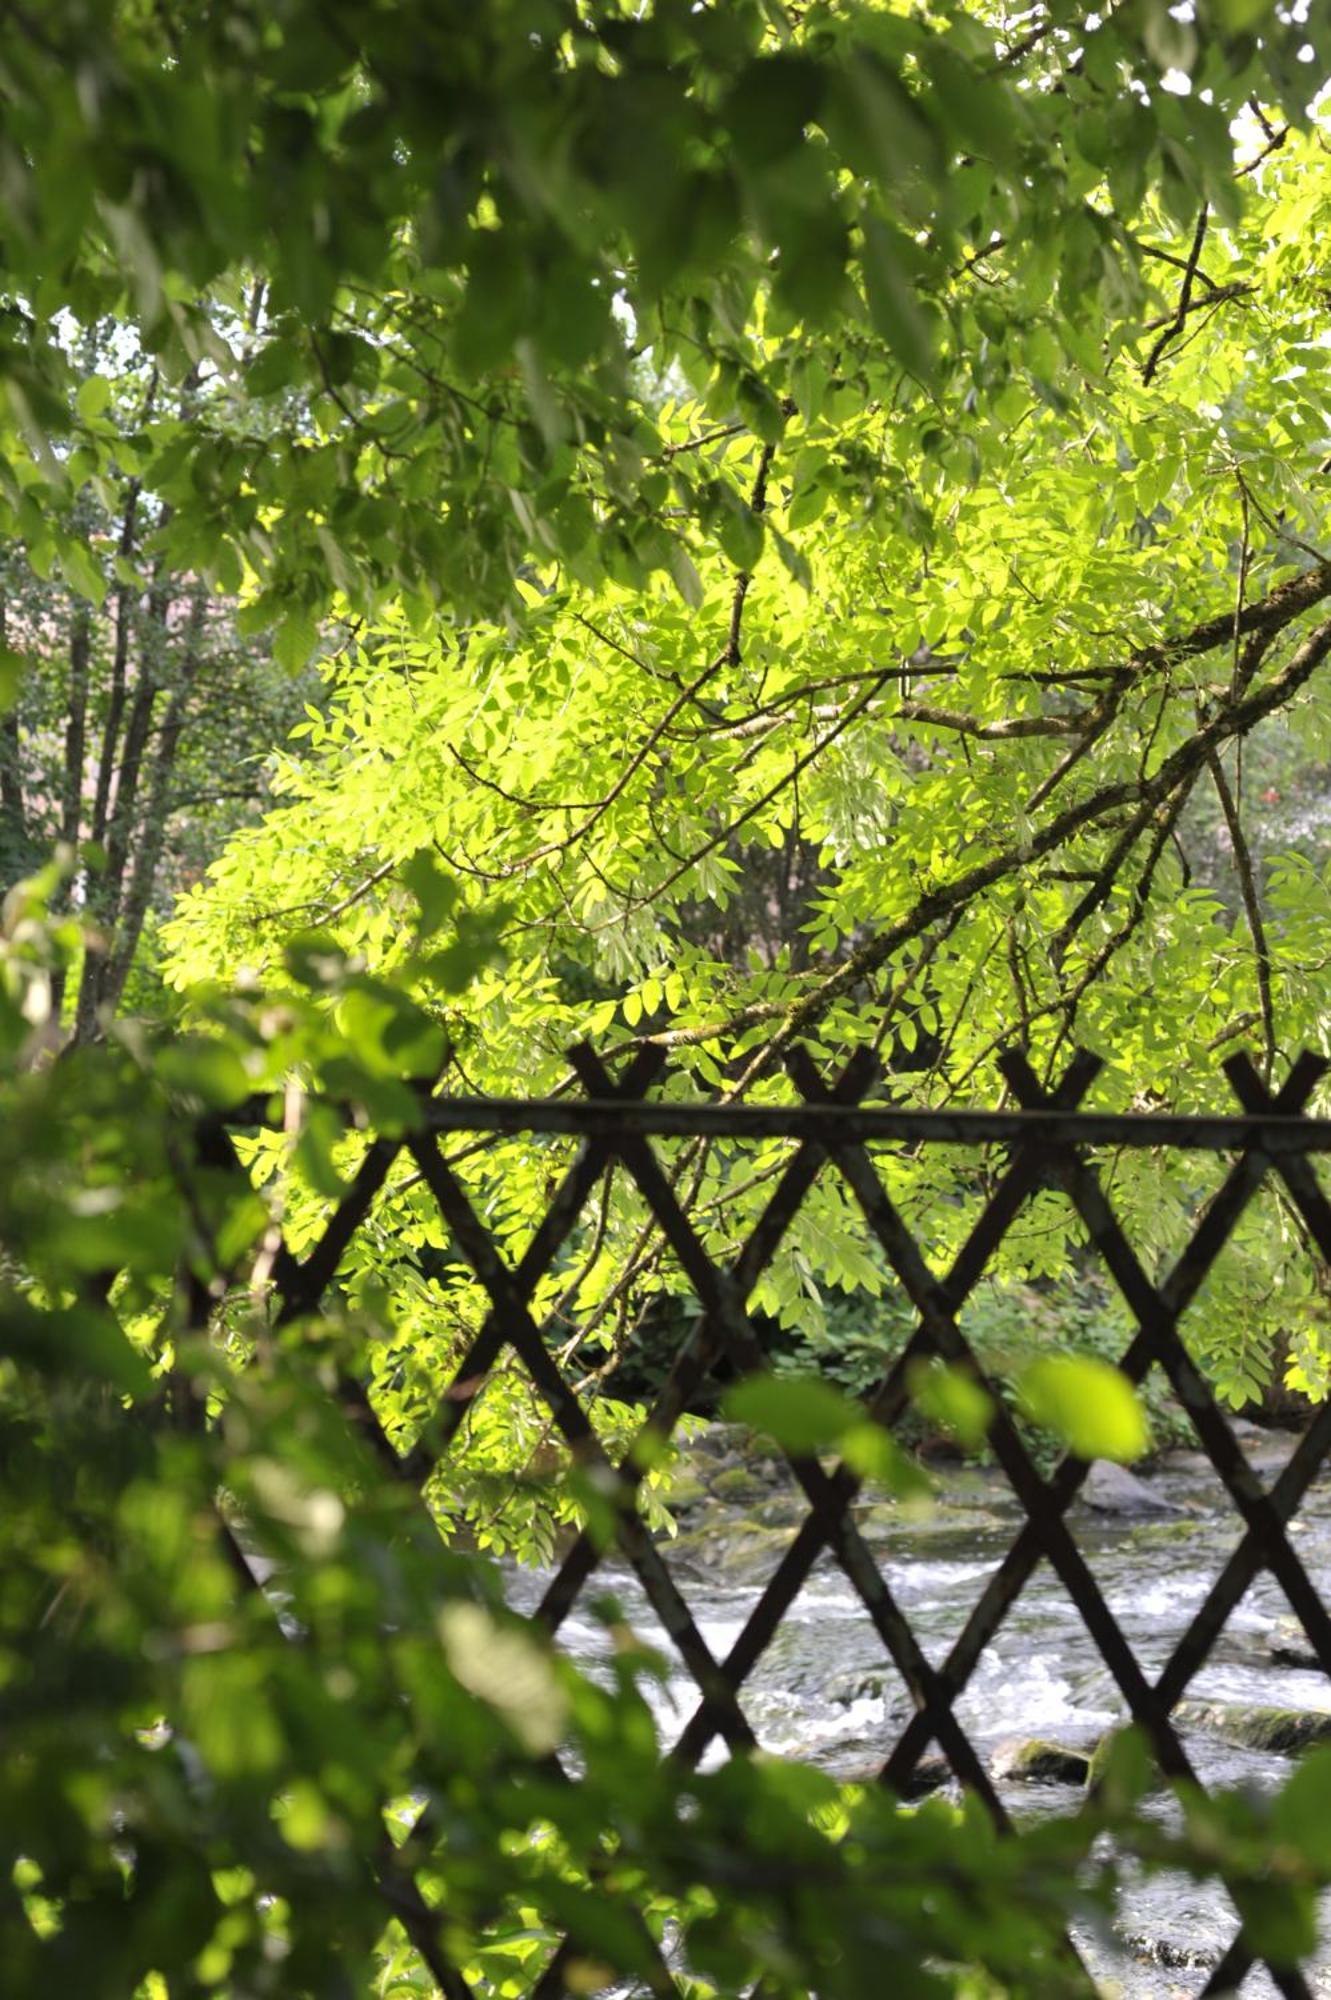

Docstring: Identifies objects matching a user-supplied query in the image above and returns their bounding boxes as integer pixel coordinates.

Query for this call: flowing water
[504,1424,1331,1997]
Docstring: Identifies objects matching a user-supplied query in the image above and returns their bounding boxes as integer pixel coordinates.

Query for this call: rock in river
[1175,1698,1331,1753]
[1079,1460,1182,1516]
[991,1737,1094,1785]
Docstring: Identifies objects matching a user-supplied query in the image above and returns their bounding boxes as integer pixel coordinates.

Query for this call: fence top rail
[415,1098,1331,1150]
[225,1093,1331,1152]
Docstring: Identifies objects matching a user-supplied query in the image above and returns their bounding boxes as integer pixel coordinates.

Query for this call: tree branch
[1207,748,1276,1082]
[1142,204,1212,385]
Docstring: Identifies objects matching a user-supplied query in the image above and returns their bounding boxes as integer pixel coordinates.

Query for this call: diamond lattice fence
[204,1043,1331,1999]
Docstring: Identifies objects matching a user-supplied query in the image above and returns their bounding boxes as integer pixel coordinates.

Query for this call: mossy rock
[826,1668,889,1709]
[661,1472,706,1512]
[674,1517,790,1578]
[710,1464,766,1502]
[992,1737,1092,1785]
[1175,1699,1331,1753]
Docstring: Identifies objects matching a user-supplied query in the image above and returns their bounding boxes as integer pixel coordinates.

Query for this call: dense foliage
[0,325,314,1036]
[169,118,1331,1410]
[7,1,1331,1994]
[8,882,1331,1997]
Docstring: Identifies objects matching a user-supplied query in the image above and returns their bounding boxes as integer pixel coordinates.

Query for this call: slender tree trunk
[77,587,206,1036]
[91,477,144,848]
[74,591,164,1040]
[102,605,207,1012]
[59,607,90,852]
[0,590,29,889]
[47,604,93,1023]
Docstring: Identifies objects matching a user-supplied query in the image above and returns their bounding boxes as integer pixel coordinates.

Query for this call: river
[505,1421,1331,1996]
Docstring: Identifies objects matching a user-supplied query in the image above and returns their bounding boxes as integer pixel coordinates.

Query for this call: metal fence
[204,1041,1331,1999]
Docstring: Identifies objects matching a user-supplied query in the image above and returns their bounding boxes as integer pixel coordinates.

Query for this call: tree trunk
[101,599,207,1013]
[91,477,144,848]
[0,590,29,890]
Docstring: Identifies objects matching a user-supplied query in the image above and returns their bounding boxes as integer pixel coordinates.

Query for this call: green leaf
[723,1371,862,1451]
[293,1102,352,1200]
[0,1297,151,1396]
[669,541,704,609]
[736,373,787,445]
[770,525,812,590]
[839,1421,934,1501]
[401,848,459,938]
[76,373,112,421]
[333,980,445,1081]
[154,1035,251,1107]
[1231,1878,1317,1966]
[0,644,24,714]
[245,337,304,396]
[274,605,319,672]
[59,539,107,607]
[1271,1745,1331,1869]
[284,929,351,988]
[724,55,824,169]
[1019,1356,1148,1463]
[1213,0,1273,23]
[859,217,936,379]
[908,1358,994,1451]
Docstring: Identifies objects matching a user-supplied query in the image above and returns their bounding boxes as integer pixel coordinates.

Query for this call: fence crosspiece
[555,1067,1100,2000]
[195,1042,1331,1997]
[670,1047,1103,1775]
[989,1051,1325,2000]
[563,1048,1021,1840]
[537,1046,881,1640]
[407,1125,759,1756]
[411,1127,709,1997]
[215,1074,679,1997]
[189,1126,485,1997]
[794,1055,1326,2000]
[779,1064,1303,1984]
[882,1049,1329,1799]
[1002,1051,1331,1691]
[426,1043,669,1462]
